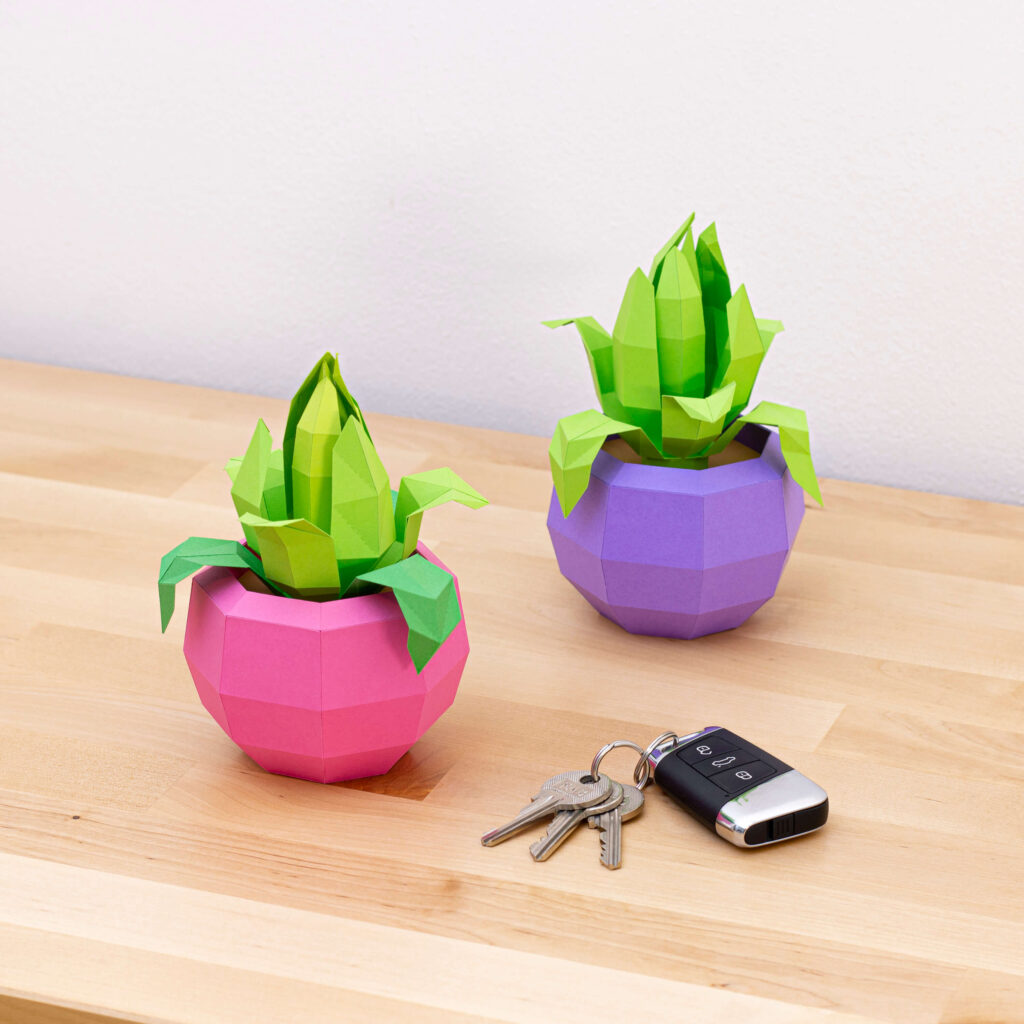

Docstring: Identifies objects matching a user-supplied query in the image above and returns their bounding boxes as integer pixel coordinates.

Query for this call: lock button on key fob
[651,727,828,848]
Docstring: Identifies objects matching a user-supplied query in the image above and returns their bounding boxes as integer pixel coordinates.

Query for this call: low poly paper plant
[546,213,822,516]
[158,353,487,671]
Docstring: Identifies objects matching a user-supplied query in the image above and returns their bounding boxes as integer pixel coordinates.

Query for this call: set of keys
[481,726,829,868]
[481,769,645,869]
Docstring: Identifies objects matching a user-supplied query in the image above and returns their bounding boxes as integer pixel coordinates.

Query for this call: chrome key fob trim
[715,770,829,847]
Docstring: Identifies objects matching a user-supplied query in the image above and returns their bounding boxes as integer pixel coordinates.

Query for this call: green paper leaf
[158,537,272,632]
[695,223,732,392]
[709,401,823,505]
[230,419,272,552]
[661,381,736,459]
[654,241,706,398]
[612,268,660,411]
[648,212,696,286]
[549,408,636,517]
[330,417,396,592]
[756,318,784,353]
[719,285,769,420]
[239,514,341,599]
[291,376,343,532]
[544,316,615,403]
[263,448,287,520]
[282,352,367,516]
[394,468,488,559]
[356,554,462,672]
[611,267,662,446]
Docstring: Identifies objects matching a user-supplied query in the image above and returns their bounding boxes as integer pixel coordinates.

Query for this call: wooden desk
[0,359,1021,1024]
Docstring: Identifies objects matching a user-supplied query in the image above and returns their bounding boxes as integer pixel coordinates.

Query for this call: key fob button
[710,759,777,793]
[692,751,757,778]
[676,736,739,764]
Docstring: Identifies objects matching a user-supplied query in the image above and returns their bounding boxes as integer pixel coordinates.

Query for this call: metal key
[480,771,612,847]
[529,780,624,861]
[588,783,644,869]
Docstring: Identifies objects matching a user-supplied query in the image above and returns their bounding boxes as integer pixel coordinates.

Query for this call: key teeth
[599,825,622,870]
[528,835,552,860]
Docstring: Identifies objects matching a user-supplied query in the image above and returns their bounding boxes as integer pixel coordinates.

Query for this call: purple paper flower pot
[182,543,470,783]
[547,425,806,639]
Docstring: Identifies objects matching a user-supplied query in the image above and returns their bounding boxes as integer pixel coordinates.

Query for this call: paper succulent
[546,213,822,516]
[158,353,487,670]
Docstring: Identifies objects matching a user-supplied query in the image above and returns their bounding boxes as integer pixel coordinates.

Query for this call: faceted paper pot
[182,545,469,783]
[547,425,805,639]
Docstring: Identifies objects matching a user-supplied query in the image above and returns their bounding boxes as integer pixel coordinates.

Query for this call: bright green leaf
[282,352,366,515]
[544,316,615,402]
[239,514,341,599]
[719,285,768,420]
[356,554,461,672]
[394,468,487,558]
[647,212,696,285]
[611,267,662,446]
[661,381,736,459]
[331,417,395,591]
[695,223,731,392]
[707,401,822,505]
[291,376,342,532]
[655,242,706,398]
[158,537,275,632]
[549,408,637,517]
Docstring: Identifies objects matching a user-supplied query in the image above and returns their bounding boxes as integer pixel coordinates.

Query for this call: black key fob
[650,727,828,847]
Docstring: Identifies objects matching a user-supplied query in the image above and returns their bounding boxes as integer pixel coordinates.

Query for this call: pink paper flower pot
[182,544,470,783]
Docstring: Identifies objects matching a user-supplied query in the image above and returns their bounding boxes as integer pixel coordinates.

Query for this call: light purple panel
[546,472,611,601]
[546,425,808,640]
[601,559,704,613]
[698,552,789,613]
[783,470,806,548]
[701,480,788,567]
[182,544,470,784]
[602,484,704,567]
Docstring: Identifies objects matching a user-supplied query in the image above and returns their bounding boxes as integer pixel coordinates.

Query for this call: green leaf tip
[549,409,636,517]
[709,401,823,506]
[158,537,272,632]
[394,468,488,559]
[648,212,696,284]
[282,352,368,516]
[356,554,462,671]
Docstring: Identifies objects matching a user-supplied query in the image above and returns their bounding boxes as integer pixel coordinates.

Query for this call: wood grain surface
[0,358,1021,1024]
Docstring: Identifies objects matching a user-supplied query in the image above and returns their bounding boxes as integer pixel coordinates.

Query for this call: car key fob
[649,727,828,847]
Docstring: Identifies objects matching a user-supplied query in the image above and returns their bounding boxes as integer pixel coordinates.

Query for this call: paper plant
[546,213,822,517]
[159,353,487,671]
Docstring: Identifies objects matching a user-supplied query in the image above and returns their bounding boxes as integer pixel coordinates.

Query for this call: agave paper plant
[158,353,486,670]
[546,213,822,516]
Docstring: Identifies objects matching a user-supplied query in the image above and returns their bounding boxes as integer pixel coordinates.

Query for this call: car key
[648,727,828,848]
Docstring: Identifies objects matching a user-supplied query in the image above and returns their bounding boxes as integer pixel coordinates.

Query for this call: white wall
[1,1,1022,504]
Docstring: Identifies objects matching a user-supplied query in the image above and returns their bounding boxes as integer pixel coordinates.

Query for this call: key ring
[591,740,651,789]
[632,732,679,788]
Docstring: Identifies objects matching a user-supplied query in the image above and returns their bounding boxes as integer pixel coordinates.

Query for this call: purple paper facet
[546,425,806,639]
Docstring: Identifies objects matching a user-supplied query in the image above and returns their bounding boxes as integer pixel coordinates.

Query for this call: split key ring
[590,739,652,790]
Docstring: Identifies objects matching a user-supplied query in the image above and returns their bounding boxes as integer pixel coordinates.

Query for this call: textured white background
[1,1,1022,503]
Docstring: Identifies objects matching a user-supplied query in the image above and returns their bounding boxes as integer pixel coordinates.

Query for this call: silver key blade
[530,781,623,862]
[592,784,644,870]
[480,771,611,847]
